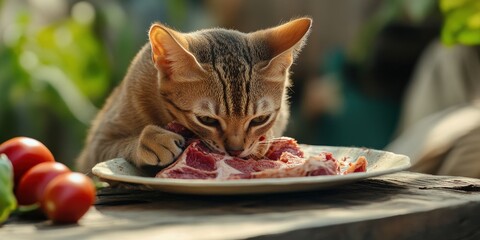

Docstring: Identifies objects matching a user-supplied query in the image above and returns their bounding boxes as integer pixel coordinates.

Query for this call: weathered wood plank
[1,171,480,240]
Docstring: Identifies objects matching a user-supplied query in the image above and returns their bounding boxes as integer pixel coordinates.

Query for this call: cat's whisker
[258,138,290,145]
[200,139,215,150]
[257,141,276,145]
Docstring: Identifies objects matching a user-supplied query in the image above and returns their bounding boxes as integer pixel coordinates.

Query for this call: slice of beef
[265,137,304,160]
[344,156,367,174]
[155,137,365,180]
[156,140,239,180]
[247,152,340,179]
[157,122,367,180]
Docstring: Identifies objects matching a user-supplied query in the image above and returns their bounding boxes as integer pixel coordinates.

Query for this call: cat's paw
[136,125,185,167]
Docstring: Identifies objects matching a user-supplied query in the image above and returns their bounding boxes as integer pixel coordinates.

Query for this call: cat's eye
[196,116,220,127]
[250,115,270,127]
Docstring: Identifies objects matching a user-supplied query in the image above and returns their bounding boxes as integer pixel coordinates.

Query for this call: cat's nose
[227,149,243,157]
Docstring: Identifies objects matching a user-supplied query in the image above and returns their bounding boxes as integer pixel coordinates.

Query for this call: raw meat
[157,122,367,180]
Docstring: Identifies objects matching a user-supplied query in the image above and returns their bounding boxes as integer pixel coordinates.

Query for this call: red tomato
[0,137,55,186]
[41,173,96,223]
[16,162,71,206]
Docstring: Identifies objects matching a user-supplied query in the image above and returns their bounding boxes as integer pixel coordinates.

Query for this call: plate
[92,145,411,195]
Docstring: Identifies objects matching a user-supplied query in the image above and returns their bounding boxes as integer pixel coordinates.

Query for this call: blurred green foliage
[441,0,480,45]
[0,6,110,168]
[0,0,194,170]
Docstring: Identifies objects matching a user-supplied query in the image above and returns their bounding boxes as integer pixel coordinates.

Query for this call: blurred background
[1,0,479,177]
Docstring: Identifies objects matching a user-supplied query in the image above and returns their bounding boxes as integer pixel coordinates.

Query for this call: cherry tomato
[0,137,55,186]
[16,162,71,206]
[41,173,96,223]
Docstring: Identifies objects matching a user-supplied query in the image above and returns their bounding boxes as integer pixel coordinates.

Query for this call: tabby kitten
[76,18,312,173]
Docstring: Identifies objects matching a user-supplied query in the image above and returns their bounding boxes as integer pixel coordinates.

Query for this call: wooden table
[2,171,480,240]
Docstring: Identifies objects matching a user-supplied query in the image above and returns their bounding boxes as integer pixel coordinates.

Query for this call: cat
[76,17,312,173]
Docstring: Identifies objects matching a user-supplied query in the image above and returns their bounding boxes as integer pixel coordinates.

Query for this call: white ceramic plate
[92,145,411,195]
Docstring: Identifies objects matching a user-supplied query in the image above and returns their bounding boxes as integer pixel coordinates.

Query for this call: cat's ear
[254,18,312,76]
[149,23,205,79]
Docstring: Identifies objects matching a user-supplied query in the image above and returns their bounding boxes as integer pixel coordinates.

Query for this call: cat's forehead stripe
[205,36,232,115]
[211,32,248,116]
[202,32,253,116]
[187,29,275,117]
[243,37,253,116]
